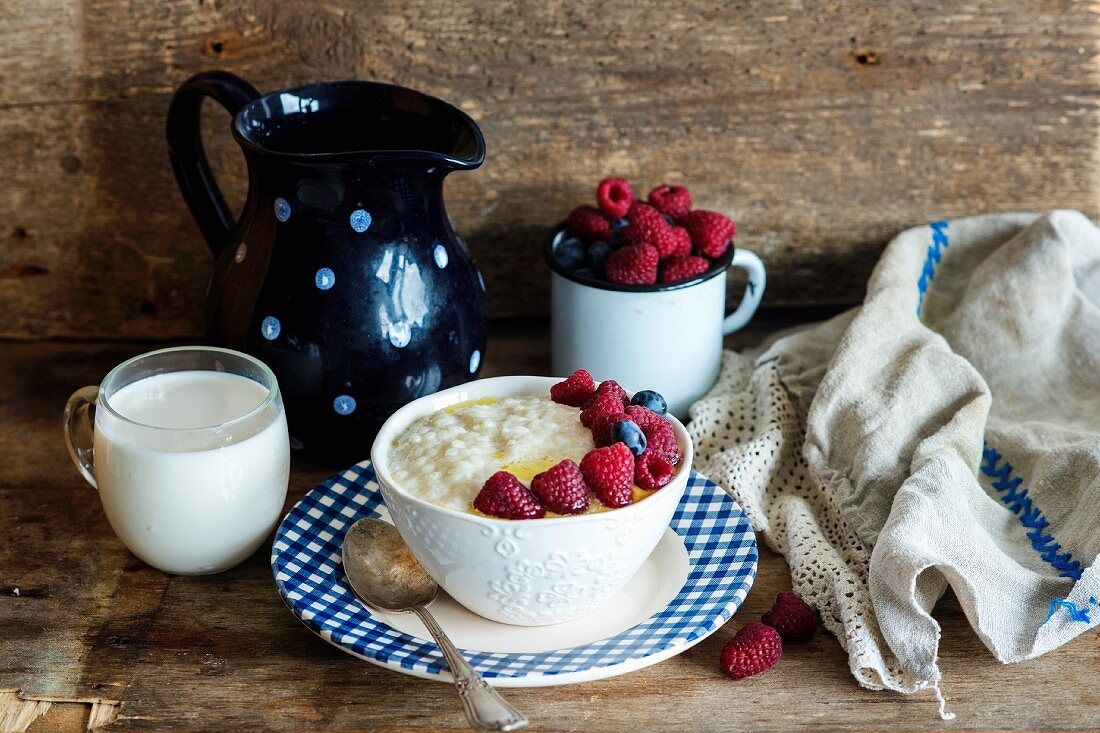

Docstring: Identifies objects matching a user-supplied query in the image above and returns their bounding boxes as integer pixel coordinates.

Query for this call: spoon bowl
[342,518,437,611]
[340,517,528,731]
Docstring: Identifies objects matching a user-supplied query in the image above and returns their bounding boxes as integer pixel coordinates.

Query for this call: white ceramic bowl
[371,375,693,626]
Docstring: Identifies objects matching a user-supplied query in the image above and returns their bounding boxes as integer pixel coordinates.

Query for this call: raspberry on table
[761,591,818,642]
[580,391,626,428]
[473,471,546,519]
[596,177,635,219]
[624,405,681,465]
[660,255,711,283]
[682,209,736,258]
[530,459,590,515]
[635,449,675,489]
[647,184,693,219]
[720,622,783,680]
[580,443,635,508]
[650,225,692,260]
[550,369,597,407]
[566,205,611,242]
[605,244,659,285]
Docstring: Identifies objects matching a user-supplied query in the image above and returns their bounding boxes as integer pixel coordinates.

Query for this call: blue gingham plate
[271,461,758,686]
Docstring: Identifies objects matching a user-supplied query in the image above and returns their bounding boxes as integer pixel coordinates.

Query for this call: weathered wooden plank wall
[0,0,1097,339]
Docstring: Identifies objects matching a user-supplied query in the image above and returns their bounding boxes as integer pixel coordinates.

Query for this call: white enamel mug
[547,230,766,418]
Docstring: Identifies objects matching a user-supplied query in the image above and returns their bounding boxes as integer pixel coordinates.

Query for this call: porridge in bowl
[389,395,592,511]
[389,370,682,518]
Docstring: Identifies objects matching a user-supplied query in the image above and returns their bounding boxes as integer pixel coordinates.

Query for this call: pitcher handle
[167,71,260,258]
[722,249,767,334]
[63,386,99,489]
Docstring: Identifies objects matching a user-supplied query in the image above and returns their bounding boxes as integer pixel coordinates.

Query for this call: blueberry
[587,242,613,275]
[608,218,628,249]
[555,237,587,270]
[573,267,596,278]
[661,213,675,225]
[631,390,668,415]
[611,419,647,456]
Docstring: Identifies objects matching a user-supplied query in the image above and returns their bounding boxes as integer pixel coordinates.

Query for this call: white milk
[93,371,290,574]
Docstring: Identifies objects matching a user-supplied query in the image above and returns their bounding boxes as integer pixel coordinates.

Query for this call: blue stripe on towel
[917,220,949,315]
[1044,597,1096,624]
[980,446,1083,580]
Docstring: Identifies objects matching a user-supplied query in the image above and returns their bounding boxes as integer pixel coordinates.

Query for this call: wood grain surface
[2,324,1099,731]
[1,1,1098,338]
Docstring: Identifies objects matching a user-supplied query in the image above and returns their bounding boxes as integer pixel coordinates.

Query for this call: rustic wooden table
[2,320,1098,731]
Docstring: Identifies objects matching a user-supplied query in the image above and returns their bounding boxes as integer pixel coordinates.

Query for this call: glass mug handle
[723,249,767,335]
[63,386,99,489]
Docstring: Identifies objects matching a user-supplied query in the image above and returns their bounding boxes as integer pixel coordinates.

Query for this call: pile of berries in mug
[472,370,681,519]
[557,177,737,285]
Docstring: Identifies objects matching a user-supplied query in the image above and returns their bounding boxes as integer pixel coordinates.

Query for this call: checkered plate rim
[271,461,757,680]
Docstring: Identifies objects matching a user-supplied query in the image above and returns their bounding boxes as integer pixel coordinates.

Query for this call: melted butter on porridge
[390,394,655,514]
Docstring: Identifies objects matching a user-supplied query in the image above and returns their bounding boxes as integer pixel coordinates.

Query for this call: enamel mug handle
[63,386,99,489]
[723,249,767,334]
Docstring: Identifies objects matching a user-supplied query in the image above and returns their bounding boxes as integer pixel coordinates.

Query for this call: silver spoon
[341,518,528,731]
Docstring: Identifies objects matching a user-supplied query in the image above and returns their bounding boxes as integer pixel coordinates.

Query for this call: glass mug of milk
[63,346,290,574]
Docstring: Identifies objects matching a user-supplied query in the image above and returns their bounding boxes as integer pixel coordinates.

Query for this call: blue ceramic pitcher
[167,72,487,464]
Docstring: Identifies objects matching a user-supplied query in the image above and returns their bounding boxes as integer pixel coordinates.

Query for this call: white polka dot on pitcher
[388,322,411,348]
[469,349,481,373]
[261,316,281,340]
[349,209,371,233]
[315,268,335,290]
[274,198,291,222]
[434,244,449,269]
[333,395,356,415]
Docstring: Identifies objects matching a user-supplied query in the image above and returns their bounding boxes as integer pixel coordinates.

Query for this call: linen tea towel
[690,211,1100,713]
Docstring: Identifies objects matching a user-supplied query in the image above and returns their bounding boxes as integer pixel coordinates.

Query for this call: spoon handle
[412,606,528,731]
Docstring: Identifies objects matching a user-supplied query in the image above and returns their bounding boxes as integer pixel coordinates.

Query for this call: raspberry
[550,369,597,407]
[624,405,682,465]
[586,380,630,409]
[650,226,692,260]
[761,591,818,642]
[647,184,692,219]
[530,459,590,515]
[580,391,625,428]
[660,255,711,283]
[635,450,675,489]
[682,210,736,258]
[605,244,659,285]
[720,622,783,680]
[622,204,670,248]
[473,472,545,519]
[580,443,635,508]
[589,410,626,447]
[566,205,611,242]
[596,177,635,219]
